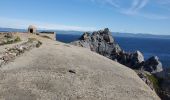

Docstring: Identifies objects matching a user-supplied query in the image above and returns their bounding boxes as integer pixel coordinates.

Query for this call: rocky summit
[71,28,163,74]
[0,32,160,100]
[71,28,169,99]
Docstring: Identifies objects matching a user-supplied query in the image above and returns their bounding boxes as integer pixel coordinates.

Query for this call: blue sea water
[56,34,170,68]
[114,37,170,68]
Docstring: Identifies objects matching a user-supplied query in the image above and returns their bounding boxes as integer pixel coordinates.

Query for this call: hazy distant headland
[1,27,170,39]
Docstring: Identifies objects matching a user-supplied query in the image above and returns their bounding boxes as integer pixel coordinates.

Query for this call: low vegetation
[0,37,42,67]
[0,33,21,46]
[146,73,164,95]
[28,38,42,48]
[146,74,159,90]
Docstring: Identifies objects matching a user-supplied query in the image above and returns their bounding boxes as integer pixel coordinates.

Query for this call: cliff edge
[0,33,160,100]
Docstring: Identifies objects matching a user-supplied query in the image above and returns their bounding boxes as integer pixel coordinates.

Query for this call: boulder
[143,56,163,73]
[129,51,145,69]
[133,51,144,63]
[103,28,114,43]
[79,32,90,40]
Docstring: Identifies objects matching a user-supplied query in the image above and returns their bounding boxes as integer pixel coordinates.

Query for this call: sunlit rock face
[71,28,163,74]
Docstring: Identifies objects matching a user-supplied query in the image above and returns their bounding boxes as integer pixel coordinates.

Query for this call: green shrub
[14,36,21,42]
[0,36,21,45]
[146,74,163,92]
[6,39,14,44]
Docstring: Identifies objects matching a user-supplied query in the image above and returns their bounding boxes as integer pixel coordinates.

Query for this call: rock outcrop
[71,28,166,99]
[143,56,163,74]
[71,28,163,74]
[0,33,160,99]
[73,28,121,59]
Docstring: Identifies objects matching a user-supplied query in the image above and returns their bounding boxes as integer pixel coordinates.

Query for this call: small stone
[19,46,24,51]
[68,70,76,74]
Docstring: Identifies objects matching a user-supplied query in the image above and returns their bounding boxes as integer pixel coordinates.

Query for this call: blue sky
[0,0,170,34]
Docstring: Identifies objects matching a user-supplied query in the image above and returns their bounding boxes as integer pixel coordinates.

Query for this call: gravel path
[0,33,160,100]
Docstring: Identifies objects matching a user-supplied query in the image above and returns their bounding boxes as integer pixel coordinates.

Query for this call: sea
[56,34,170,68]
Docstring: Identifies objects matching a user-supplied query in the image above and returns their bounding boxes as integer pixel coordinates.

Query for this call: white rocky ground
[0,33,160,100]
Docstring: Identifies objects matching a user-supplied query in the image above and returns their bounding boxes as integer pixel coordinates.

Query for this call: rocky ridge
[71,28,166,99]
[71,28,163,74]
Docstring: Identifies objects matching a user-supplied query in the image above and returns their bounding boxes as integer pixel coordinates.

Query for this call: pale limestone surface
[0,34,160,100]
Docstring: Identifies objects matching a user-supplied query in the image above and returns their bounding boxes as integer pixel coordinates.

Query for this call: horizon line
[0,26,169,36]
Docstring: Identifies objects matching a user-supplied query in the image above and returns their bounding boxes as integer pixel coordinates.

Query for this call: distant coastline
[0,27,170,39]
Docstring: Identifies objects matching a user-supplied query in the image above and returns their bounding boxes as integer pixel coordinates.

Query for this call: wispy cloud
[105,0,120,8]
[90,0,170,19]
[90,0,120,8]
[125,0,149,14]
[0,17,97,31]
